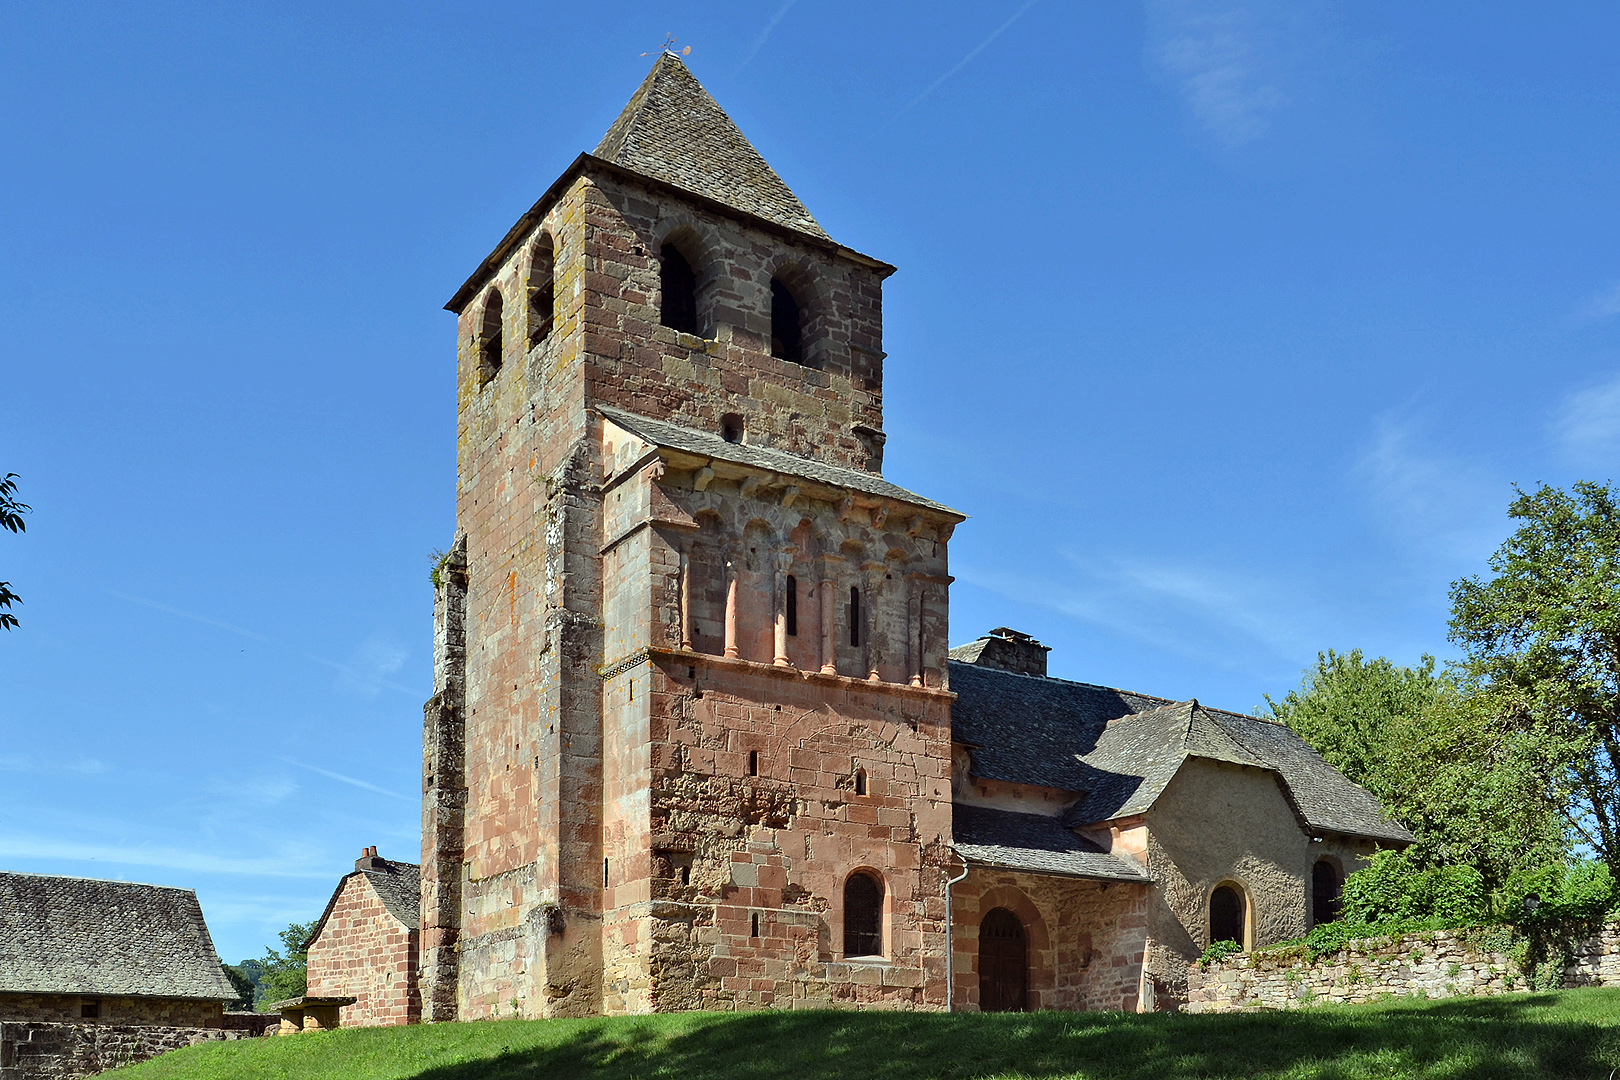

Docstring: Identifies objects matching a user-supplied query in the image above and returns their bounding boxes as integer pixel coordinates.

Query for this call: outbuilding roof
[306,858,420,951]
[952,805,1150,882]
[948,659,1414,845]
[598,406,964,519]
[0,872,238,1001]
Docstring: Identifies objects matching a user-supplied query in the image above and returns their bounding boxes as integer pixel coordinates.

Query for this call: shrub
[1340,849,1487,925]
[1197,939,1243,968]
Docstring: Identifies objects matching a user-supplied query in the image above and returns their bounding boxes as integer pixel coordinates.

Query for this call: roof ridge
[0,870,194,893]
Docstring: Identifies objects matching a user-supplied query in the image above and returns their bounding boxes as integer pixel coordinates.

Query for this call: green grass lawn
[110,989,1620,1080]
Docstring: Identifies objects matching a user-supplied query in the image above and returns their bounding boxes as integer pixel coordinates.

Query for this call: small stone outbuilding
[0,871,239,1077]
[304,849,420,1027]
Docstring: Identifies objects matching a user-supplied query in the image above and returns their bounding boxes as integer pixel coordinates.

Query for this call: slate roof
[953,805,1150,882]
[598,406,964,518]
[306,860,420,951]
[596,53,829,240]
[0,872,238,1000]
[948,660,1414,845]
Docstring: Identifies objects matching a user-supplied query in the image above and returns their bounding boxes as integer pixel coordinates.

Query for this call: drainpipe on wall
[944,849,970,1013]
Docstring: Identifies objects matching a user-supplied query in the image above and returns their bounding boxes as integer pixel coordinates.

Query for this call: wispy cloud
[1578,282,1620,321]
[113,592,422,697]
[334,635,410,699]
[735,0,797,73]
[280,757,412,802]
[1145,0,1320,149]
[0,755,109,776]
[0,834,331,879]
[1553,371,1620,467]
[1353,411,1507,562]
[957,551,1317,672]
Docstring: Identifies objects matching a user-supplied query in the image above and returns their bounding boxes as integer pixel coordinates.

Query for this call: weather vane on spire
[641,33,691,58]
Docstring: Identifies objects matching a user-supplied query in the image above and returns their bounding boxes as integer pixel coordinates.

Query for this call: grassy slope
[111,989,1620,1080]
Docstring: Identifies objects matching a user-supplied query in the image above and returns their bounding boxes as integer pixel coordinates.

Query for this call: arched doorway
[1209,884,1245,948]
[1312,860,1342,926]
[978,907,1027,1012]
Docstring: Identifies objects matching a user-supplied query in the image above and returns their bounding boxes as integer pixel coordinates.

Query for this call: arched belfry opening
[660,242,699,335]
[770,278,802,363]
[978,908,1027,1012]
[528,235,555,348]
[479,289,504,383]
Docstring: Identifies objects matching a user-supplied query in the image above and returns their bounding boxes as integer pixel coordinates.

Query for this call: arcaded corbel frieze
[837,495,857,522]
[870,506,889,529]
[781,485,800,508]
[739,475,760,500]
[904,515,925,537]
[693,465,715,492]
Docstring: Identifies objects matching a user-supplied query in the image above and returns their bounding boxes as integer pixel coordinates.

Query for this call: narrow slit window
[660,243,699,335]
[786,575,798,636]
[479,289,504,383]
[770,278,803,363]
[855,768,867,796]
[748,750,758,777]
[751,913,760,938]
[848,586,861,647]
[604,857,610,888]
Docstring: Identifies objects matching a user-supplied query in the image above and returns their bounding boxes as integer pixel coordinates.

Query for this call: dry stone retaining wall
[1188,923,1620,1012]
[0,1022,243,1080]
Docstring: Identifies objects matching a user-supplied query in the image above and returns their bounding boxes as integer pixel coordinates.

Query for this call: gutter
[943,849,970,1013]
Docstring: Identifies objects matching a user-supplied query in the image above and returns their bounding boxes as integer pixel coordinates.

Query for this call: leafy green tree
[0,473,29,630]
[1264,649,1563,891]
[222,963,257,1011]
[254,920,316,1010]
[1450,481,1620,876]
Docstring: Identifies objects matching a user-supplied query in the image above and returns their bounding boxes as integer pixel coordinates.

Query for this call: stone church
[414,53,1411,1020]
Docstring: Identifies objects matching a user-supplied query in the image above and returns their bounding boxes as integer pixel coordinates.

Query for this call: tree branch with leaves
[0,473,29,631]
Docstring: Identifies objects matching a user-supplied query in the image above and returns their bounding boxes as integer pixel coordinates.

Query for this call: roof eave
[447,155,897,315]
[952,848,1150,885]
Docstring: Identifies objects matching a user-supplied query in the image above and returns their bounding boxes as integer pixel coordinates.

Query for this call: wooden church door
[978,908,1027,1012]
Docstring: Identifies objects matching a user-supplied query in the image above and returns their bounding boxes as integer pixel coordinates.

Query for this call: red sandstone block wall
[306,875,420,1027]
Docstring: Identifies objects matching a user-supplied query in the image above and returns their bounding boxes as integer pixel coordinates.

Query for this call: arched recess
[527,233,556,348]
[687,511,728,657]
[1209,881,1247,949]
[842,869,885,958]
[1311,858,1343,927]
[978,908,1028,1013]
[478,288,504,384]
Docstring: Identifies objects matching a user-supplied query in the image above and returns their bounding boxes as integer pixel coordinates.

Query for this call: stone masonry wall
[1187,922,1620,1013]
[622,658,954,1012]
[305,874,421,1027]
[0,996,220,1028]
[0,1022,241,1080]
[1187,929,1522,1012]
[951,869,1151,1013]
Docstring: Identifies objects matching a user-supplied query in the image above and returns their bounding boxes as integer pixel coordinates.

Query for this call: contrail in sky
[737,0,798,72]
[113,591,423,697]
[281,757,413,802]
[896,0,1041,119]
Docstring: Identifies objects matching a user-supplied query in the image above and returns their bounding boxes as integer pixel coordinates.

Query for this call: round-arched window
[843,872,883,957]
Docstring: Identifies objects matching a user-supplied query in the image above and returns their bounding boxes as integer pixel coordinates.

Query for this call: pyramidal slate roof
[595,53,829,240]
[948,659,1413,845]
[0,872,238,1000]
[307,859,420,950]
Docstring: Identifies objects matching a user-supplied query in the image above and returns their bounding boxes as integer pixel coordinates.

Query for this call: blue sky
[4,1,1620,964]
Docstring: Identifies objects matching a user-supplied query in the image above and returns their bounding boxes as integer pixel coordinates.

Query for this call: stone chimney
[948,627,1050,677]
[355,846,383,871]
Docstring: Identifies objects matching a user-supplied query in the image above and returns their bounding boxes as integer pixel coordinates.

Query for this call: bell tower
[423,53,963,1019]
